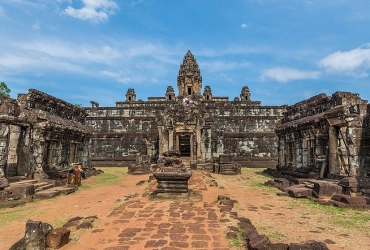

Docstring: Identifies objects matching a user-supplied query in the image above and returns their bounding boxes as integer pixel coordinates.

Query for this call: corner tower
[177,50,202,98]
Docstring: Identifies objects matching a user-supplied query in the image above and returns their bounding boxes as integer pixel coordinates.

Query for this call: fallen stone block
[248,234,271,250]
[34,190,60,199]
[339,177,370,188]
[287,187,313,198]
[48,186,75,195]
[289,241,329,250]
[46,227,70,249]
[311,181,342,198]
[270,243,289,250]
[274,178,290,188]
[9,183,35,198]
[331,194,367,205]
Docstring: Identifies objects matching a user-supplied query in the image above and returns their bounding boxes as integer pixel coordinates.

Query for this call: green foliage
[0,82,11,98]
[74,104,82,107]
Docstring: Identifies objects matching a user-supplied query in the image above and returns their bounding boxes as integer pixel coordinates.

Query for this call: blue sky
[1,0,370,107]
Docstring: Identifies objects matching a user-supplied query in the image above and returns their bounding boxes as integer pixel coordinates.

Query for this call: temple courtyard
[1,168,370,250]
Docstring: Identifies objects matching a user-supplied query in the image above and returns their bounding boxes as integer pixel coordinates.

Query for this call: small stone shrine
[213,154,241,175]
[128,153,151,175]
[152,151,192,196]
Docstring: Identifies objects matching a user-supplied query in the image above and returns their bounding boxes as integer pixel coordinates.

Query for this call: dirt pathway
[1,168,370,250]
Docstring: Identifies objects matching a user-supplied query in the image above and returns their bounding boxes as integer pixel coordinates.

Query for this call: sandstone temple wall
[86,51,286,168]
[86,98,285,167]
[276,91,370,178]
[0,89,92,189]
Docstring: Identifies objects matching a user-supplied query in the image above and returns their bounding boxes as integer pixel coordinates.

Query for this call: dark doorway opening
[179,135,191,156]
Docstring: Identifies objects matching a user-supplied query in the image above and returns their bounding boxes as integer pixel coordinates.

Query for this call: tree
[0,82,11,98]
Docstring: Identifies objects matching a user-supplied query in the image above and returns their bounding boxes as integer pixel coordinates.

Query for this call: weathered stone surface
[46,227,71,249]
[0,90,92,191]
[8,183,35,198]
[86,51,285,167]
[34,190,60,199]
[270,243,289,250]
[287,187,313,198]
[276,91,370,179]
[331,194,367,205]
[339,177,370,188]
[152,171,192,195]
[24,220,46,250]
[248,234,271,250]
[311,181,342,198]
[289,241,329,250]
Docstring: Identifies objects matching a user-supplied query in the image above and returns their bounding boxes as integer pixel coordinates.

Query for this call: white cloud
[0,6,4,17]
[218,73,232,82]
[64,0,119,23]
[201,61,252,72]
[132,0,143,6]
[100,70,131,83]
[241,23,248,28]
[319,46,370,77]
[260,67,320,83]
[32,21,41,30]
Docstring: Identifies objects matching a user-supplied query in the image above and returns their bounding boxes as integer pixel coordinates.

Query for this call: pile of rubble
[265,170,370,209]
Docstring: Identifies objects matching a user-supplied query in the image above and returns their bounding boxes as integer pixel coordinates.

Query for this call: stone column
[168,130,174,150]
[0,124,9,189]
[32,128,49,181]
[196,128,201,160]
[328,126,340,177]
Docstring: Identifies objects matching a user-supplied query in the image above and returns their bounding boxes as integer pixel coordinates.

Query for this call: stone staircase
[7,177,76,201]
[180,157,192,171]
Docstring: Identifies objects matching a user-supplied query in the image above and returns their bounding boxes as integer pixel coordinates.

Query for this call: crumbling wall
[276,92,370,178]
[0,90,92,189]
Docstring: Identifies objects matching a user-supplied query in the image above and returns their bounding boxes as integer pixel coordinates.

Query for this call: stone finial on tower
[166,86,175,101]
[125,88,136,102]
[177,50,202,98]
[240,86,251,102]
[203,86,212,100]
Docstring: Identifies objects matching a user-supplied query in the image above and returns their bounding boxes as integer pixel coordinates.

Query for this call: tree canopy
[0,82,11,98]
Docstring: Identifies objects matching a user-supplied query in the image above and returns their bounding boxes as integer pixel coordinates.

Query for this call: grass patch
[267,231,286,241]
[0,205,37,226]
[228,235,243,247]
[79,167,127,190]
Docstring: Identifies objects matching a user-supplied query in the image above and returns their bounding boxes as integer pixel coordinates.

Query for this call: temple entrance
[179,135,191,156]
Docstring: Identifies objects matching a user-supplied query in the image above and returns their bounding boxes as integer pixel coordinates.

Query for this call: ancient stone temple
[275,92,370,178]
[0,89,92,189]
[86,50,286,167]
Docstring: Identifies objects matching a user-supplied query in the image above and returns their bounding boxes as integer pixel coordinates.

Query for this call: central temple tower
[177,50,202,98]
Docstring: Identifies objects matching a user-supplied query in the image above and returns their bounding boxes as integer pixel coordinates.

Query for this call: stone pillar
[196,128,201,160]
[176,135,179,152]
[32,129,49,181]
[7,125,21,177]
[328,126,340,177]
[168,130,174,150]
[0,124,9,189]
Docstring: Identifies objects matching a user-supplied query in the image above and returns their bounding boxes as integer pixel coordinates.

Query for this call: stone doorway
[179,135,191,156]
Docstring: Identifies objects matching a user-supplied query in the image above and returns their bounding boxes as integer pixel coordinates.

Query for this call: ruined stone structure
[0,89,92,189]
[213,154,241,175]
[86,51,286,167]
[276,92,370,178]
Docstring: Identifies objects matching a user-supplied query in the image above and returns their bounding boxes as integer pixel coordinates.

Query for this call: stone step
[8,178,35,184]
[35,183,55,192]
[9,179,38,186]
[132,171,146,175]
[48,186,75,195]
[34,190,60,199]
